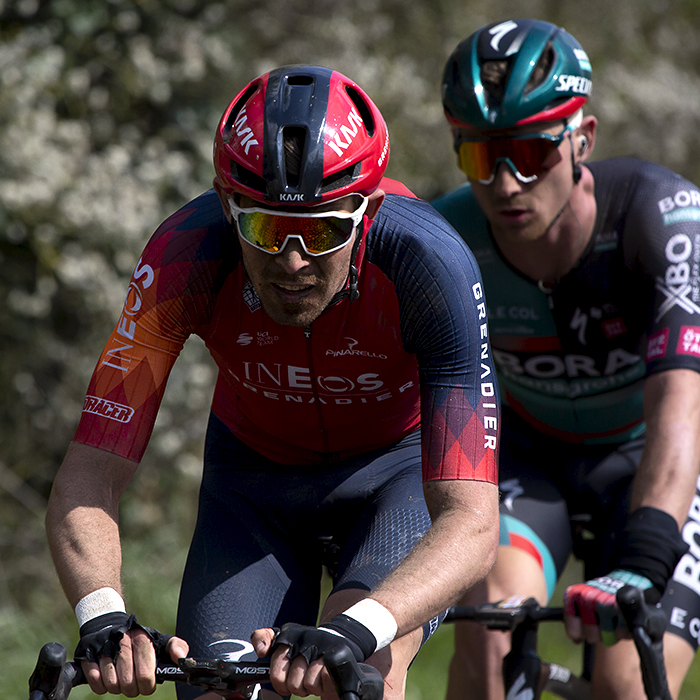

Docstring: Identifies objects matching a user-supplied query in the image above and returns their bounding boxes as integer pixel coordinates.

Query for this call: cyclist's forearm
[632,368,700,526]
[46,442,138,608]
[368,479,499,639]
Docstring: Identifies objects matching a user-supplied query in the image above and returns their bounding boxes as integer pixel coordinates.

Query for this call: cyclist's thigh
[329,430,428,591]
[176,416,328,698]
[496,412,572,601]
[574,438,641,579]
[326,430,443,645]
[177,482,319,655]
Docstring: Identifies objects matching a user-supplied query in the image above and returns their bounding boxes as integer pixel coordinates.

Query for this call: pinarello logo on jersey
[325,337,388,360]
[677,326,700,358]
[646,328,669,361]
[83,395,134,423]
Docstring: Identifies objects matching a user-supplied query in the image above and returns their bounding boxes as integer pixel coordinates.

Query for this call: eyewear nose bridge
[477,157,539,185]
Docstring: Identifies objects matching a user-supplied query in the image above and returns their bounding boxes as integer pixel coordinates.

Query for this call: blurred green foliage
[3,0,700,696]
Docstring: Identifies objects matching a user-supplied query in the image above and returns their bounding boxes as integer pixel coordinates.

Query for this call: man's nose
[275,237,311,274]
[491,161,526,196]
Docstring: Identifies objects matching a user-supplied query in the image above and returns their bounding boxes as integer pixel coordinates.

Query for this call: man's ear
[366,189,385,219]
[213,178,232,222]
[576,115,598,162]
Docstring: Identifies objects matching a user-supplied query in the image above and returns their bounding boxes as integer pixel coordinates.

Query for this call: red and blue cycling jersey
[74,179,499,482]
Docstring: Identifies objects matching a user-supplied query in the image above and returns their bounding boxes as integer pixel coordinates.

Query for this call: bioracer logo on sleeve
[83,395,134,423]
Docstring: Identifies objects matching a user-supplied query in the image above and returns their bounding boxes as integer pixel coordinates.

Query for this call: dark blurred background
[3,0,700,696]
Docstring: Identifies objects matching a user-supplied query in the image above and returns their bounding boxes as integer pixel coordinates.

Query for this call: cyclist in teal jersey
[433,18,700,700]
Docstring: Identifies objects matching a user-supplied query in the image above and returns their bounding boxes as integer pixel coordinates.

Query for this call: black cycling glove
[74,612,173,664]
[272,615,377,664]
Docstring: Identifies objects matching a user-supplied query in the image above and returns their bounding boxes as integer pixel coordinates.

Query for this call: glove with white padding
[564,507,687,646]
[272,598,398,663]
[74,611,173,663]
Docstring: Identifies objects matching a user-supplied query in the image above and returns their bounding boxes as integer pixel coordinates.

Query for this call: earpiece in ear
[579,136,589,156]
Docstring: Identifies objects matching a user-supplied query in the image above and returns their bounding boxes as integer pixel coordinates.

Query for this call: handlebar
[616,585,671,700]
[444,585,671,700]
[445,596,564,629]
[28,642,384,700]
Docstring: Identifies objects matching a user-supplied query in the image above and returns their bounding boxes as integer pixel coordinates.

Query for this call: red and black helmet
[214,65,390,206]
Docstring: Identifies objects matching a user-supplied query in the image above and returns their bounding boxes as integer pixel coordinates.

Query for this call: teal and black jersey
[434,157,700,444]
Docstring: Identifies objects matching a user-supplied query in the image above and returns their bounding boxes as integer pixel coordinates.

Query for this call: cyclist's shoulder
[589,157,700,253]
[374,178,452,226]
[370,179,471,252]
[141,189,235,268]
[150,189,230,247]
[136,190,237,303]
[366,182,484,296]
[588,156,695,202]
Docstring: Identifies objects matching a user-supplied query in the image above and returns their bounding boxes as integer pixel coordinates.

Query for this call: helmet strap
[347,222,364,302]
[323,219,365,311]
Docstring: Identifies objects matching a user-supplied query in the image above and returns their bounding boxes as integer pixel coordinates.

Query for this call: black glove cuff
[272,622,366,664]
[615,506,688,598]
[75,612,130,663]
[75,612,173,663]
[322,614,377,661]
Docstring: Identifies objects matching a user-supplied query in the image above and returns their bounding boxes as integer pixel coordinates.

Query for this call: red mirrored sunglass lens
[458,137,562,181]
[237,211,355,254]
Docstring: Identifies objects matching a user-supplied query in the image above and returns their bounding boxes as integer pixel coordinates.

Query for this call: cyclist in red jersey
[433,19,700,700]
[45,65,499,699]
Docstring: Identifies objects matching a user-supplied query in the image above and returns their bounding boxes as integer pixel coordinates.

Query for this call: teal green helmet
[442,19,592,130]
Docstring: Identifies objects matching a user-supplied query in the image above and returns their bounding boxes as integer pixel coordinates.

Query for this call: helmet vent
[345,86,375,136]
[286,74,314,87]
[481,60,508,107]
[231,161,267,195]
[282,126,306,187]
[524,41,555,95]
[319,163,360,195]
[222,83,258,141]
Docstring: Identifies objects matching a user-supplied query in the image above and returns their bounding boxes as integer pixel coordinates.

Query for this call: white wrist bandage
[75,587,126,627]
[343,598,398,651]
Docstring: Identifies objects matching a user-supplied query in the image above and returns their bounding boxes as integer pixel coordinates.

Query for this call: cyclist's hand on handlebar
[75,612,188,696]
[252,624,361,698]
[252,626,335,697]
[82,631,188,696]
[563,569,654,646]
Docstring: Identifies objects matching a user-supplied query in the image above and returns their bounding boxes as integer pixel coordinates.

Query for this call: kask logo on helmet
[327,107,364,157]
[228,105,259,155]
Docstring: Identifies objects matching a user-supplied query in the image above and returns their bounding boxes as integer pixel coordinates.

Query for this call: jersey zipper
[304,324,330,453]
